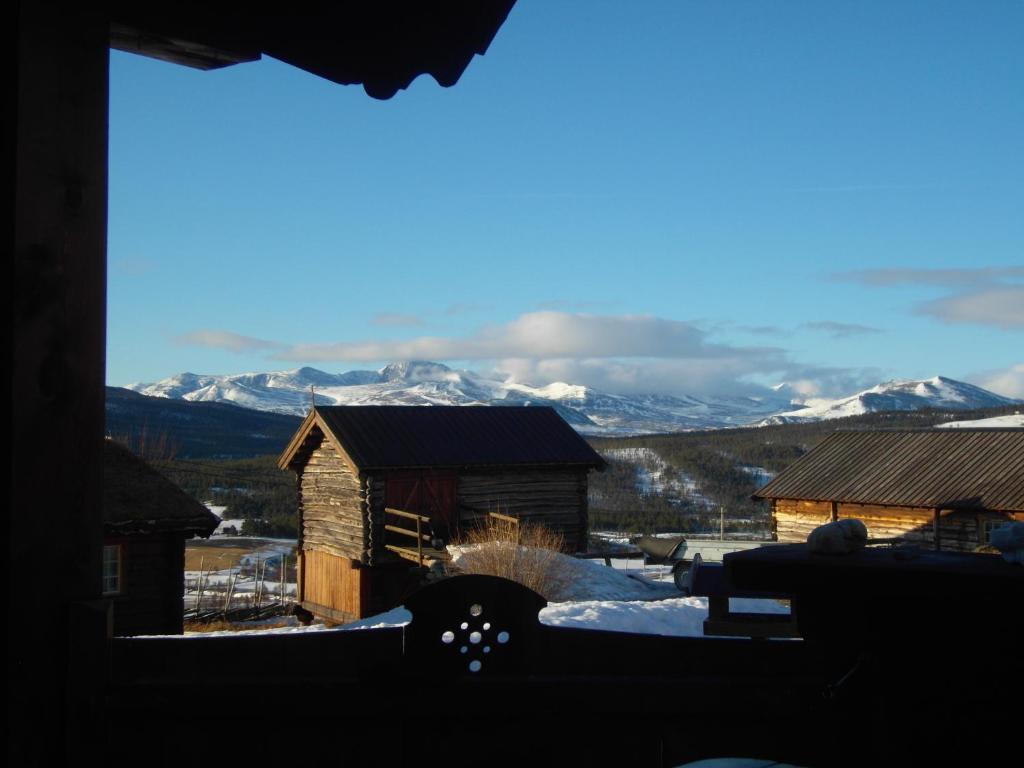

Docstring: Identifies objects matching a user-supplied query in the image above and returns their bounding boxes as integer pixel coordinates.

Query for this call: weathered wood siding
[456,468,590,551]
[301,548,363,621]
[774,499,834,543]
[109,533,186,636]
[299,439,367,562]
[773,498,1015,552]
[364,475,386,566]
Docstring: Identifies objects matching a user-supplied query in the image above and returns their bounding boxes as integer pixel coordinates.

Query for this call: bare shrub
[448,516,571,600]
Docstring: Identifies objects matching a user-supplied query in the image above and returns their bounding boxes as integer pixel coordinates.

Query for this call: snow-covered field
[937,413,1024,428]
[185,537,297,611]
[180,543,788,639]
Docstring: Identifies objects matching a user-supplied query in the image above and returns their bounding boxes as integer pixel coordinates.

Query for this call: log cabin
[278,405,605,621]
[103,440,219,635]
[754,428,1024,550]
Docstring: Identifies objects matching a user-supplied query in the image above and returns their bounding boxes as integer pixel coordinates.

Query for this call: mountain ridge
[124,363,1018,435]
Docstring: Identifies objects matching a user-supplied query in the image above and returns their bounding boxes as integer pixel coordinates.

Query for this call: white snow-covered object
[806,519,868,555]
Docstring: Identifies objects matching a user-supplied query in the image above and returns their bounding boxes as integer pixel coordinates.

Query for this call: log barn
[755,428,1024,550]
[279,405,605,622]
[103,440,219,635]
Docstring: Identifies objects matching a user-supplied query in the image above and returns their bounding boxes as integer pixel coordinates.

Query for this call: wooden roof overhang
[103,440,220,537]
[279,406,607,476]
[108,0,517,99]
[753,428,1024,513]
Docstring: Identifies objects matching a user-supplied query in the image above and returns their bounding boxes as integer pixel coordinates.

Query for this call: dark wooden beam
[12,1,110,763]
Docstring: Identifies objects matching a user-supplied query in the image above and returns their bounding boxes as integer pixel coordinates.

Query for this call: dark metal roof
[109,1,517,99]
[754,429,1024,511]
[289,406,606,471]
[103,440,219,536]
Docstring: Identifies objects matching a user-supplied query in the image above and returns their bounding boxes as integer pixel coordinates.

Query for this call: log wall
[773,498,1016,552]
[456,469,590,551]
[299,439,368,562]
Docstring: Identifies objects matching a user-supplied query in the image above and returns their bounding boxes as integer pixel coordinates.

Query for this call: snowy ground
[180,542,788,639]
[185,537,298,611]
[937,413,1024,428]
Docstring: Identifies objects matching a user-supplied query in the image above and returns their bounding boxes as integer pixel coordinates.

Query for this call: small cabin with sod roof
[279,405,606,622]
[754,428,1024,550]
[103,440,219,636]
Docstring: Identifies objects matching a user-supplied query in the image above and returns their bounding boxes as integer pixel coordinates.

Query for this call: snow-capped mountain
[759,376,1018,425]
[126,365,1018,435]
[126,361,791,434]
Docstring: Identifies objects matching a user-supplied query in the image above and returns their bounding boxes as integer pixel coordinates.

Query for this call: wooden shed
[103,440,219,635]
[754,428,1024,550]
[279,405,605,621]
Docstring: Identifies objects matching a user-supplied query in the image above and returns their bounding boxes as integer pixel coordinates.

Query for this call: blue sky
[107,0,1023,399]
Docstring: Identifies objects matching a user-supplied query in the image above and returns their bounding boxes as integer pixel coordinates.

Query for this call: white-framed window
[102,543,122,595]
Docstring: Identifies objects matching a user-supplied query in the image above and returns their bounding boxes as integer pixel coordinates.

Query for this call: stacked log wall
[364,475,385,566]
[774,499,833,543]
[457,469,590,551]
[837,502,936,545]
[299,439,368,563]
[774,498,1014,552]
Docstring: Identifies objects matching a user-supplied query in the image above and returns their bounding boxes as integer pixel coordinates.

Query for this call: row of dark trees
[151,455,300,537]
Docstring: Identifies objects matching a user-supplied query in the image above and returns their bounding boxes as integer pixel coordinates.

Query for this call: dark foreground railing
[99,548,1022,768]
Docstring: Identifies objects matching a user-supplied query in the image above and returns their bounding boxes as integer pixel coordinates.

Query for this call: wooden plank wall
[302,549,363,619]
[300,439,368,562]
[111,534,186,636]
[457,469,590,551]
[774,498,1015,552]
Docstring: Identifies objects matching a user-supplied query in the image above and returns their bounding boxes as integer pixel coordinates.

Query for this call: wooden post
[416,517,423,566]
[830,501,839,523]
[933,509,941,551]
[196,557,205,613]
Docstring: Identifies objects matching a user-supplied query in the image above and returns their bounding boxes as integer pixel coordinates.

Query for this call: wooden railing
[487,511,519,525]
[383,509,522,566]
[383,507,432,566]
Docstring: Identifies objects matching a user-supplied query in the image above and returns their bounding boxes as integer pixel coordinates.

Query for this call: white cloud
[972,363,1024,399]
[917,287,1024,330]
[833,266,1024,287]
[176,312,880,398]
[830,265,1024,331]
[174,330,280,353]
[278,312,767,363]
[801,321,882,338]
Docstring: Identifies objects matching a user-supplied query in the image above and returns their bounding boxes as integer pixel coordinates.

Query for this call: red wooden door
[385,470,458,542]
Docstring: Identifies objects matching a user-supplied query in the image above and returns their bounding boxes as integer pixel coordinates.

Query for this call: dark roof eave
[104,518,219,536]
[753,491,1023,513]
[361,460,605,472]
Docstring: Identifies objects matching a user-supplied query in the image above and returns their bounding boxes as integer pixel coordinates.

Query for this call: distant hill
[105,387,302,459]
[587,403,1024,534]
